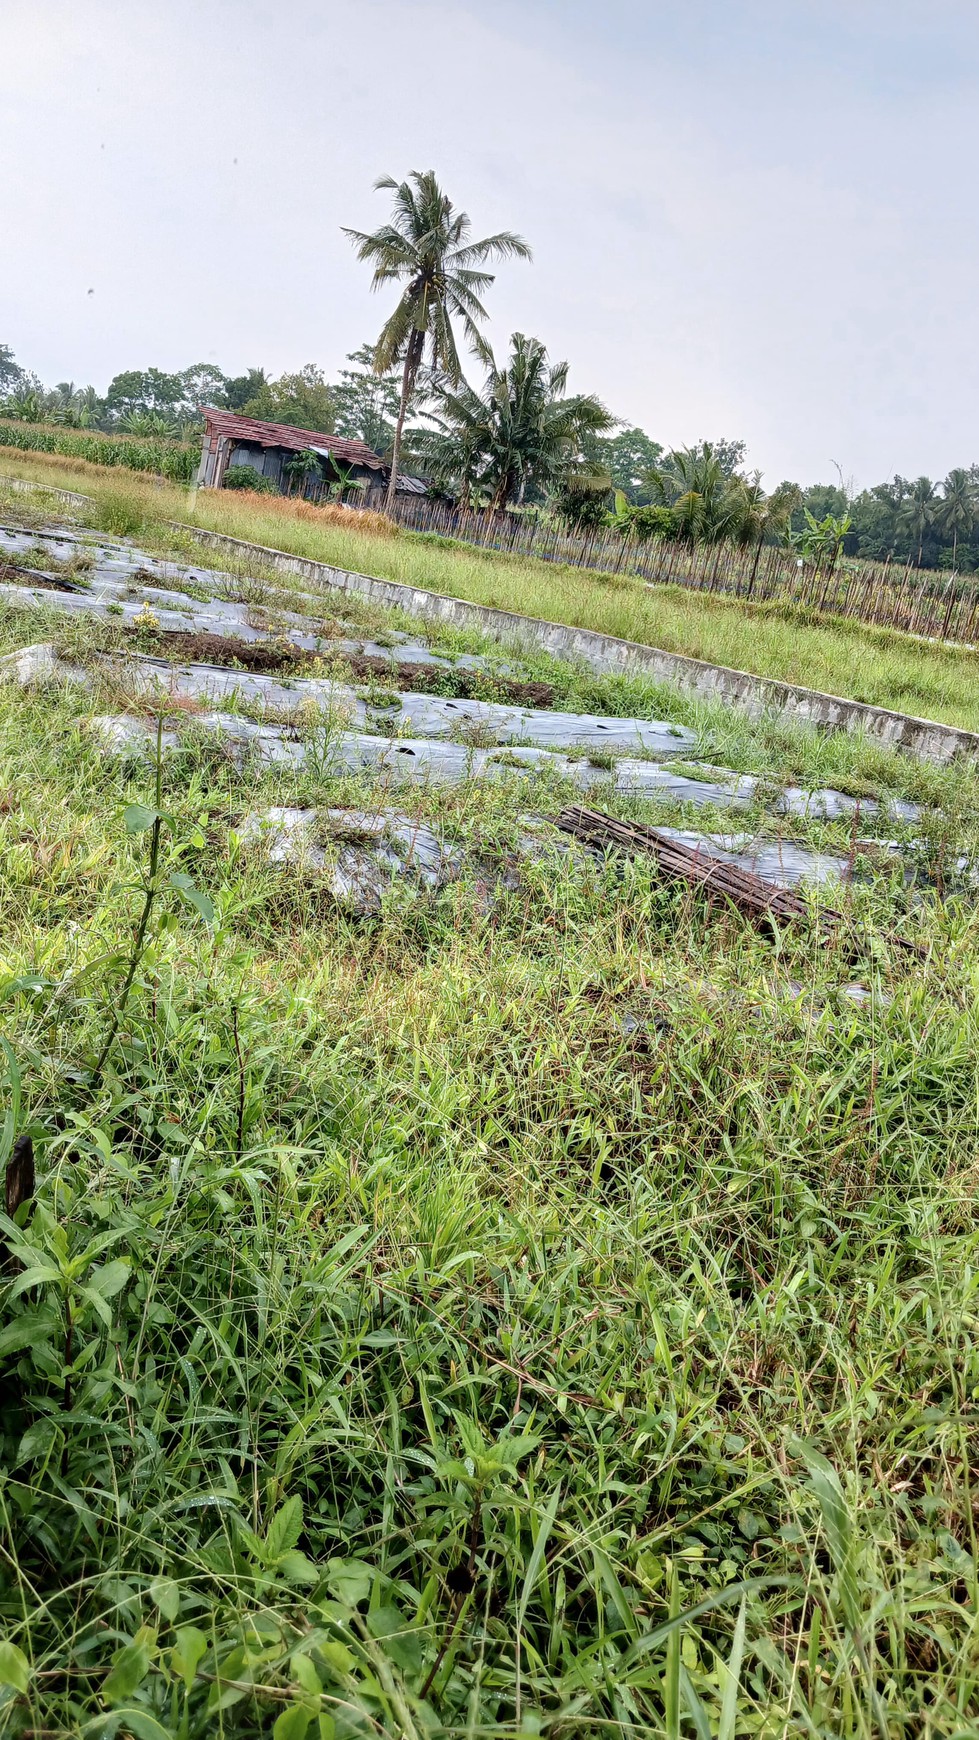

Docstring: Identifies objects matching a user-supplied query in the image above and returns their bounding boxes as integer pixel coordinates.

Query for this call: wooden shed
[196,408,387,496]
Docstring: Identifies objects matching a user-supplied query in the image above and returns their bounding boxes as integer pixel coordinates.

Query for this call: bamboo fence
[330,488,979,648]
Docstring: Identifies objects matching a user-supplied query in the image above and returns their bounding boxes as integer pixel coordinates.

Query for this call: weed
[0,471,978,1735]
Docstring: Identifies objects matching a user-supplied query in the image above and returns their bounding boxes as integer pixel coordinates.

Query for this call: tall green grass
[1,590,978,1732]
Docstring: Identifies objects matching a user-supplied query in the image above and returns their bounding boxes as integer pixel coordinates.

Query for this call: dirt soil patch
[131,630,554,706]
[132,630,306,673]
[0,561,81,594]
[345,653,554,707]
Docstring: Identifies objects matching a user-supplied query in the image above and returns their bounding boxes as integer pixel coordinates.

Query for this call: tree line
[3,164,979,568]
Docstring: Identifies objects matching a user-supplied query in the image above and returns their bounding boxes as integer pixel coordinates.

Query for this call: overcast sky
[3,0,977,487]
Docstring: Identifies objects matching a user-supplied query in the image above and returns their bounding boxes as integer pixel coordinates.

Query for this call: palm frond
[450,232,533,266]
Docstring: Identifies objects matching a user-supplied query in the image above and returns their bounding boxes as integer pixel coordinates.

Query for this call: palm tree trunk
[385,334,423,513]
[385,352,413,513]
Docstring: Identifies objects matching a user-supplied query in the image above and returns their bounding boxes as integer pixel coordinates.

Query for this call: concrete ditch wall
[3,478,92,509]
[177,524,979,767]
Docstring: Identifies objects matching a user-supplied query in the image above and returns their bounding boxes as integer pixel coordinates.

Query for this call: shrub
[555,479,611,530]
[612,502,675,541]
[91,488,148,537]
[222,465,278,494]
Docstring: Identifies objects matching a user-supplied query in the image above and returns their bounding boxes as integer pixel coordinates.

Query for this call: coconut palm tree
[645,445,738,544]
[644,445,799,550]
[414,333,612,511]
[938,468,977,569]
[901,476,938,566]
[730,477,802,551]
[344,172,531,508]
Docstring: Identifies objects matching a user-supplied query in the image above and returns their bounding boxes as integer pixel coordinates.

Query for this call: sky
[2,0,978,487]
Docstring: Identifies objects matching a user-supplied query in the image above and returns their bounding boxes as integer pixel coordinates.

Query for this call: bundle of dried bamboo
[554,804,924,957]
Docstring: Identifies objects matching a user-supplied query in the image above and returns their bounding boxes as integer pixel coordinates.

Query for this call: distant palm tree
[120,409,179,439]
[938,467,977,569]
[415,333,612,510]
[76,386,102,428]
[48,382,82,426]
[901,476,938,566]
[731,477,802,551]
[344,172,531,508]
[646,445,738,544]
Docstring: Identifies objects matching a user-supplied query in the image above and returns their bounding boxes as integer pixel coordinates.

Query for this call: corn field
[0,418,199,484]
[349,488,979,647]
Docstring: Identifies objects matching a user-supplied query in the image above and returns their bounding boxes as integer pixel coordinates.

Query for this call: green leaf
[124,803,161,834]
[0,1311,57,1358]
[0,973,51,1001]
[493,1431,541,1468]
[794,1443,858,1628]
[265,1494,304,1560]
[316,1639,354,1678]
[274,1704,313,1740]
[170,1626,207,1692]
[367,1605,424,1675]
[516,1484,561,1631]
[325,1559,373,1607]
[169,872,214,924]
[6,1265,61,1300]
[679,1665,711,1740]
[150,1575,180,1622]
[278,1549,320,1586]
[102,1636,153,1704]
[292,1653,322,1696]
[0,1641,30,1693]
[89,1258,130,1301]
[17,1418,58,1464]
[0,1035,21,1168]
[718,1596,747,1740]
[83,1712,171,1740]
[455,1416,487,1461]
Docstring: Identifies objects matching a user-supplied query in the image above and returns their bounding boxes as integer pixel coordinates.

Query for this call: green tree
[710,436,748,476]
[938,468,977,569]
[789,506,851,567]
[180,363,229,412]
[845,477,907,561]
[645,444,740,543]
[119,410,181,437]
[330,345,402,455]
[901,475,938,567]
[415,332,612,511]
[104,368,186,422]
[344,170,531,508]
[645,444,794,548]
[791,481,849,531]
[224,367,269,412]
[0,343,24,394]
[39,382,102,428]
[729,476,802,550]
[582,425,663,503]
[242,364,335,434]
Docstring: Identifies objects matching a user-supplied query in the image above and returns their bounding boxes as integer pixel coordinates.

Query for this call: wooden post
[196,426,218,488]
[212,436,232,490]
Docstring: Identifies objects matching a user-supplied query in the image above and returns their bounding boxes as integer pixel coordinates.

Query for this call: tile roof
[202,408,385,470]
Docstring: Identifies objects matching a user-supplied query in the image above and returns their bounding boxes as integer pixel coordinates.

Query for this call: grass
[6,451,979,735]
[1,510,979,1734]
